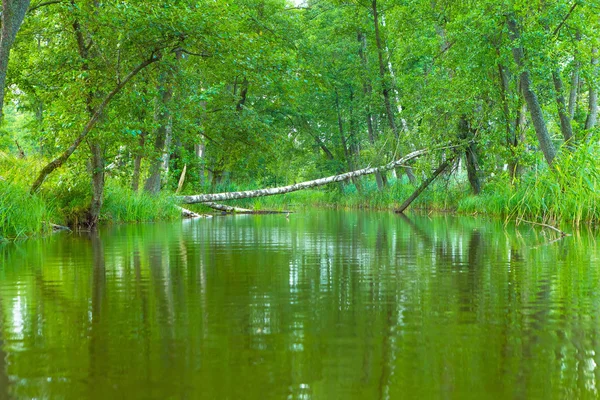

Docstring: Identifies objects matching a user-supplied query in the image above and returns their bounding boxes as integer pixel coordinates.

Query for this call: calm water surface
[1,211,600,399]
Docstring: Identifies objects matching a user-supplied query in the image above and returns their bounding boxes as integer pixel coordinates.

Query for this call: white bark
[178,149,426,204]
[177,206,210,219]
[201,202,252,213]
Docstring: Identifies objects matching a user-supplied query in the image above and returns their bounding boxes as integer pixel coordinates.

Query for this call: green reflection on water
[1,211,600,399]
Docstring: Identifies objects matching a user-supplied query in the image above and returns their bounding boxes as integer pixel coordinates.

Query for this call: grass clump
[0,177,54,241]
[102,184,180,223]
[458,141,600,227]
[509,143,600,226]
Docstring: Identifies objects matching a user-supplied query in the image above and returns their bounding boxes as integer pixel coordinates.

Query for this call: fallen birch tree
[177,149,427,204]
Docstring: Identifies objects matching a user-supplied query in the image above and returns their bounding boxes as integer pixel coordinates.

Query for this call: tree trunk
[585,48,598,130]
[395,157,454,213]
[358,30,385,190]
[131,132,146,192]
[201,202,252,213]
[236,77,248,111]
[568,31,581,120]
[552,69,574,142]
[89,141,105,226]
[509,101,527,181]
[372,0,414,183]
[30,55,159,194]
[458,116,481,194]
[507,15,557,166]
[498,63,519,174]
[144,65,175,195]
[178,149,427,204]
[335,90,360,189]
[348,86,362,192]
[568,61,579,120]
[0,0,31,121]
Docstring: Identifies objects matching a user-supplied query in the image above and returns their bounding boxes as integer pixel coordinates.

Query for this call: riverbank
[2,141,600,241]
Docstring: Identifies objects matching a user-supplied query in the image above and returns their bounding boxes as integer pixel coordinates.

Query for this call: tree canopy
[1,0,599,225]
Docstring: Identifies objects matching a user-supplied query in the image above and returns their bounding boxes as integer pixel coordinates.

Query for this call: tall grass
[102,184,180,223]
[0,153,55,240]
[458,142,600,227]
[0,179,54,241]
[509,143,600,226]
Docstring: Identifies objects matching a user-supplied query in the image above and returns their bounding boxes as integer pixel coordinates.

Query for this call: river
[0,211,599,399]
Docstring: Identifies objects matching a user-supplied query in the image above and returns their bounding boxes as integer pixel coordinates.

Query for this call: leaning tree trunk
[395,157,455,213]
[178,149,427,204]
[0,0,31,121]
[507,15,556,166]
[30,55,160,194]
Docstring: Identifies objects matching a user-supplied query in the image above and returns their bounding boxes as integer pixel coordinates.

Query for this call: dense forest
[1,0,599,239]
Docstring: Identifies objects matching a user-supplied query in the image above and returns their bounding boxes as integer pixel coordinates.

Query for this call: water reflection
[0,212,599,399]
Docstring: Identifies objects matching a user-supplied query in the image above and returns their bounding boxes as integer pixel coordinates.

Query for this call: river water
[0,211,599,399]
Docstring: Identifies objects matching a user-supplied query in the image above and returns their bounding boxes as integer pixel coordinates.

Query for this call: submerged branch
[516,217,570,236]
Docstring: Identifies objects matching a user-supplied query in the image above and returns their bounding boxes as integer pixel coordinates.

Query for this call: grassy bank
[190,142,600,229]
[3,141,600,241]
[0,154,180,241]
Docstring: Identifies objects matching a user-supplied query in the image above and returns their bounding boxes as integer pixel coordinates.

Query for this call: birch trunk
[178,149,427,204]
[195,143,206,186]
[201,202,251,213]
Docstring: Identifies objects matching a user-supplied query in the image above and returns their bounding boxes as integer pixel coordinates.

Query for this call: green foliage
[1,0,600,236]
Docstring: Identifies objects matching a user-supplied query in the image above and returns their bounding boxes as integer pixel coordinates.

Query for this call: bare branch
[553,2,578,37]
